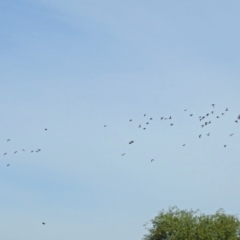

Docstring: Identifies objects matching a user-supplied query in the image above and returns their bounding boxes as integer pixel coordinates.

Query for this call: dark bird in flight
[161,117,164,120]
[230,133,234,137]
[7,164,10,167]
[42,222,45,225]
[199,134,202,138]
[224,145,227,148]
[129,119,132,122]
[190,114,193,116]
[170,123,173,126]
[226,108,228,111]
[211,111,214,114]
[206,113,209,116]
[139,124,141,128]
[14,151,17,154]
[184,109,187,111]
[150,118,153,120]
[44,128,47,131]
[182,144,186,146]
[144,114,146,116]
[222,113,224,115]
[129,141,134,144]
[22,149,25,151]
[121,153,126,156]
[216,116,219,118]
[169,116,171,119]
[207,133,210,136]
[212,104,215,107]
[104,125,107,127]
[201,125,204,128]
[4,153,7,155]
[143,128,146,130]
[7,139,10,141]
[31,150,34,153]
[238,114,240,120]
[146,122,149,125]
[205,122,208,125]
[151,159,154,162]
[208,121,211,124]
[235,120,238,123]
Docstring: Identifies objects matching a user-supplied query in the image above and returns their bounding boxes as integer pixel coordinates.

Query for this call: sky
[1,1,240,239]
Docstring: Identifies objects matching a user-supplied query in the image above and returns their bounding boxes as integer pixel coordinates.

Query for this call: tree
[143,206,240,240]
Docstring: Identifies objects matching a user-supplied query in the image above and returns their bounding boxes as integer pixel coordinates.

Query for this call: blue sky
[1,1,240,239]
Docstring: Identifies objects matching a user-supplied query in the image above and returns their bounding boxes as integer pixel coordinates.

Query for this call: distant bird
[139,124,141,128]
[7,139,10,141]
[184,109,187,111]
[31,150,34,153]
[222,113,224,115]
[230,133,234,137]
[169,116,172,119]
[44,128,47,131]
[206,113,209,116]
[199,134,202,138]
[14,151,17,154]
[208,121,211,124]
[144,114,146,116]
[161,117,164,120]
[212,104,215,107]
[146,122,149,125]
[224,145,227,148]
[121,153,126,156]
[42,222,45,225]
[22,149,25,151]
[182,144,186,146]
[207,133,210,136]
[151,159,154,162]
[4,153,7,155]
[226,108,228,111]
[104,125,107,127]
[235,120,238,123]
[170,123,173,126]
[205,122,208,125]
[211,111,214,114]
[216,116,219,118]
[7,164,10,167]
[150,118,153,120]
[238,114,240,120]
[190,114,193,116]
[129,119,132,122]
[129,141,134,144]
[143,128,146,130]
[201,125,204,128]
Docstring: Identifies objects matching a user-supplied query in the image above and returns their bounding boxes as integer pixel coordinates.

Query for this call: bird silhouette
[190,114,193,116]
[7,139,10,141]
[161,117,164,120]
[139,124,141,128]
[104,125,107,127]
[226,108,228,111]
[229,133,234,137]
[212,104,215,107]
[170,123,173,126]
[14,151,17,154]
[4,153,7,155]
[22,149,25,151]
[199,134,202,138]
[150,118,153,120]
[207,133,210,136]
[129,141,134,144]
[42,222,45,225]
[7,164,10,167]
[151,159,154,162]
[182,144,186,146]
[121,153,126,156]
[129,119,132,122]
[224,145,227,148]
[44,128,47,131]
[211,111,214,114]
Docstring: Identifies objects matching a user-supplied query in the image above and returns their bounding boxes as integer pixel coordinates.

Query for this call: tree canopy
[143,207,240,240]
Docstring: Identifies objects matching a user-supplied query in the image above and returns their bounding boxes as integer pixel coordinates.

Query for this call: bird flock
[104,104,240,162]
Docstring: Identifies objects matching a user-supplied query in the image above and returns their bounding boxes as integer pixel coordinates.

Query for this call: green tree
[143,207,240,240]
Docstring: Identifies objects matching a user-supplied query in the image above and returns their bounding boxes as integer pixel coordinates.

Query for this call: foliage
[143,206,240,240]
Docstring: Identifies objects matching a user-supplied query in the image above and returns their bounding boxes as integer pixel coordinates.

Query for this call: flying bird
[226,108,228,111]
[224,145,227,148]
[14,151,17,154]
[22,149,25,151]
[190,114,193,116]
[104,125,107,127]
[7,139,10,141]
[199,134,202,138]
[44,128,47,131]
[212,104,215,107]
[139,124,141,128]
[150,118,153,120]
[129,141,134,144]
[129,119,132,122]
[4,153,7,155]
[121,153,126,156]
[151,159,154,162]
[170,123,173,126]
[42,222,45,225]
[7,164,10,167]
[182,144,186,146]
[229,133,234,137]
[207,133,210,136]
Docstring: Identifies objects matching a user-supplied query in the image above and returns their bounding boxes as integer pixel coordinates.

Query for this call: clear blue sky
[1,1,240,239]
